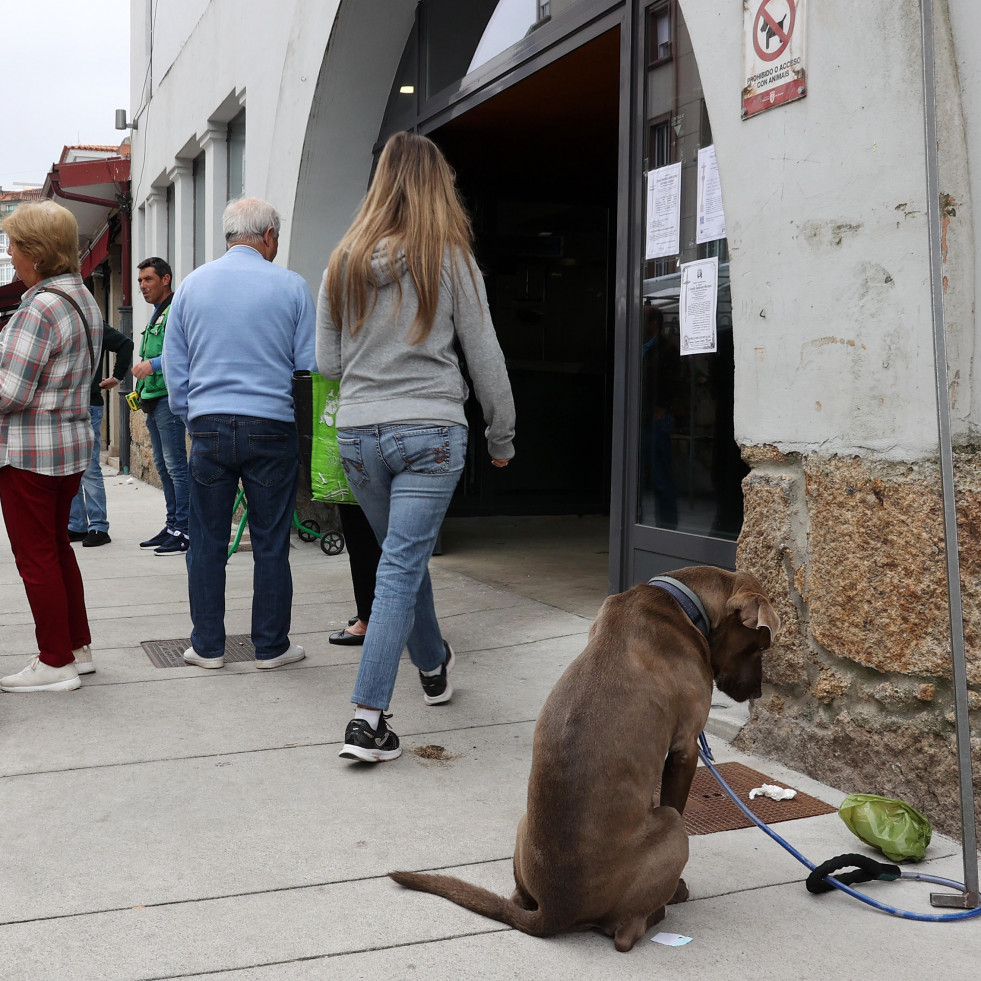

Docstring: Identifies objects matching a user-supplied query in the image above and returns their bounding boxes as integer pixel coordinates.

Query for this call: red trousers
[0,466,90,667]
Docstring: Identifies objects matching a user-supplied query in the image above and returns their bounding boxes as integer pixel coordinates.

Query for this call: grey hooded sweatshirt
[316,245,515,460]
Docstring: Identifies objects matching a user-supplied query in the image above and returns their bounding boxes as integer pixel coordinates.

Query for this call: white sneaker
[73,644,95,675]
[1,657,81,692]
[255,643,305,670]
[183,647,225,669]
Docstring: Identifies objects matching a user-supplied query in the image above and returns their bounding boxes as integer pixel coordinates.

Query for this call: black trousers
[337,503,381,624]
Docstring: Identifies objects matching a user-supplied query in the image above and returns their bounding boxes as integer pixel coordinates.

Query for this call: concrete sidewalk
[0,471,977,980]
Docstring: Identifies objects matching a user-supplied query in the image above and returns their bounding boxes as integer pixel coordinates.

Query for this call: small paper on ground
[651,932,693,946]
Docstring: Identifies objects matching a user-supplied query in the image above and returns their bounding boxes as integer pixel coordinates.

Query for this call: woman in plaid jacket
[0,201,103,692]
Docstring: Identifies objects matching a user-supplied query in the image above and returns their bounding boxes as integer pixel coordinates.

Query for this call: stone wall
[127,412,158,487]
[737,447,981,838]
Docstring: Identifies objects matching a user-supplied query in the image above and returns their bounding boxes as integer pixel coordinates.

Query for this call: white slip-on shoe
[183,647,225,669]
[1,657,81,692]
[73,644,95,675]
[255,643,305,670]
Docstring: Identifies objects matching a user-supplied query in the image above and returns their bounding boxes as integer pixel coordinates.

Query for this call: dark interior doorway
[429,28,620,517]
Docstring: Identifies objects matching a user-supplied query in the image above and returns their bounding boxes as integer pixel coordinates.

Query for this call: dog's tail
[389,870,551,937]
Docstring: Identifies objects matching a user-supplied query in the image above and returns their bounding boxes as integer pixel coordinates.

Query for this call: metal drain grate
[141,636,256,668]
[665,762,836,835]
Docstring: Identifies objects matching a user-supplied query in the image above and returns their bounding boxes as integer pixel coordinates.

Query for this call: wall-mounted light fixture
[114,109,138,131]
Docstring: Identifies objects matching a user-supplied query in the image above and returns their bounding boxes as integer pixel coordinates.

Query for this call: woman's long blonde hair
[326,131,476,343]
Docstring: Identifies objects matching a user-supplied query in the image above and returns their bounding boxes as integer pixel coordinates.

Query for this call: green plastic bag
[838,793,932,862]
[308,373,355,504]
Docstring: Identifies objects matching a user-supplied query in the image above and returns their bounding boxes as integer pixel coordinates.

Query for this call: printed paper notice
[679,257,718,355]
[696,145,726,244]
[645,162,682,260]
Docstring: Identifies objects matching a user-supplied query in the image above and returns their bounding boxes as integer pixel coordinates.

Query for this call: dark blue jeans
[146,396,189,535]
[186,415,298,659]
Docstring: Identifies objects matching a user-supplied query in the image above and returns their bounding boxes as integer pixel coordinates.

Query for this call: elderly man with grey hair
[163,197,316,670]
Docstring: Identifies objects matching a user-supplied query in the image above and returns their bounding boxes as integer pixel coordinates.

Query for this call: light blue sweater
[163,245,316,423]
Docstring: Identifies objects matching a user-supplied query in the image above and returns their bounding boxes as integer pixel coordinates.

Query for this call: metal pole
[919,0,980,910]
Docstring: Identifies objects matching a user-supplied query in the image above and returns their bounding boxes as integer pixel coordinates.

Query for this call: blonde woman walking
[317,131,515,762]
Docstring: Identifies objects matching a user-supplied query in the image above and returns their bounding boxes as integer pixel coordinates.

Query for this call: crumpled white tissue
[749,783,797,801]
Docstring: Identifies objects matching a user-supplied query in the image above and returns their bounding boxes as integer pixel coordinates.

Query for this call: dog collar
[648,576,711,639]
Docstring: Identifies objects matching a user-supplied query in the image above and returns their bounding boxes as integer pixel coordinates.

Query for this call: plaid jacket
[0,275,103,476]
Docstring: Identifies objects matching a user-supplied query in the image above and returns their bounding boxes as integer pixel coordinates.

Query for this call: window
[227,110,246,201]
[192,152,206,268]
[166,184,175,263]
[0,232,11,286]
[648,2,672,65]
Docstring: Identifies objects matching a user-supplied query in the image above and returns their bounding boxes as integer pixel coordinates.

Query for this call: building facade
[128,0,980,836]
[0,187,43,287]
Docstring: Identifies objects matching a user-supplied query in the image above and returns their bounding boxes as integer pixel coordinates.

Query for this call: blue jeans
[146,397,189,535]
[68,404,108,533]
[337,423,468,711]
[186,415,298,659]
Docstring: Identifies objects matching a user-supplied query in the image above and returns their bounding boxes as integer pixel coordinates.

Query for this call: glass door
[630,0,743,578]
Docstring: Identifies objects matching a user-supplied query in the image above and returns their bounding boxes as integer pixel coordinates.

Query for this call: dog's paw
[669,878,689,904]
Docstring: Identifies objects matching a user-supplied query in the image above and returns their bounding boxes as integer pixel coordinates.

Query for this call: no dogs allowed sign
[742,0,807,118]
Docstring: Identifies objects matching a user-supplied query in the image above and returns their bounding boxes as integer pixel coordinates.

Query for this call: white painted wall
[129,0,417,299]
[289,0,417,292]
[130,0,342,271]
[129,0,978,463]
[681,0,977,460]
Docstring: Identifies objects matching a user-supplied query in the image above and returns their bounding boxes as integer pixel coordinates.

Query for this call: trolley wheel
[320,531,345,556]
[297,519,321,543]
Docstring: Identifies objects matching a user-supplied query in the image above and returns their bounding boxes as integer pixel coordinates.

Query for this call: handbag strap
[36,286,96,374]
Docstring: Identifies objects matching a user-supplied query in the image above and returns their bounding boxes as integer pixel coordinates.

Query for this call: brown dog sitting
[390,566,780,952]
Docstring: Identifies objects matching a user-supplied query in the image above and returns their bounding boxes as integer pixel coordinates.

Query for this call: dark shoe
[329,627,365,646]
[68,529,87,542]
[420,641,455,705]
[82,530,111,548]
[338,715,401,762]
[140,527,171,549]
[154,532,189,556]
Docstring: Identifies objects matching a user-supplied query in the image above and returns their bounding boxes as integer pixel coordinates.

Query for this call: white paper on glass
[645,162,682,260]
[696,145,727,244]
[679,256,719,355]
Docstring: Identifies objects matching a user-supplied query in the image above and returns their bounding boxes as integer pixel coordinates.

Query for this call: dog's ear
[726,589,780,650]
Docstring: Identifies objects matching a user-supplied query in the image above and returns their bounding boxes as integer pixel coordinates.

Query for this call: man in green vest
[131,257,190,555]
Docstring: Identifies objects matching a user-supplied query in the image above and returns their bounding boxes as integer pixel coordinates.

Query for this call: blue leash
[696,733,981,921]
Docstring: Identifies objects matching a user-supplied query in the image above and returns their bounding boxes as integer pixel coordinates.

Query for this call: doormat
[661,762,836,835]
[141,636,255,668]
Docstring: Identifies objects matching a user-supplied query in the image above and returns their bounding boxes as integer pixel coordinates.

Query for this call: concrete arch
[288,0,417,294]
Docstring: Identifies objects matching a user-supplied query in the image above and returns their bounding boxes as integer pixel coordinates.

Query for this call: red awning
[44,155,130,255]
[80,223,113,280]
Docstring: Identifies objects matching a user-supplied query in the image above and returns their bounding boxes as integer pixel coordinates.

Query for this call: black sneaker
[82,530,111,547]
[154,532,189,556]
[420,641,455,705]
[140,527,171,549]
[338,714,401,762]
[68,529,87,542]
